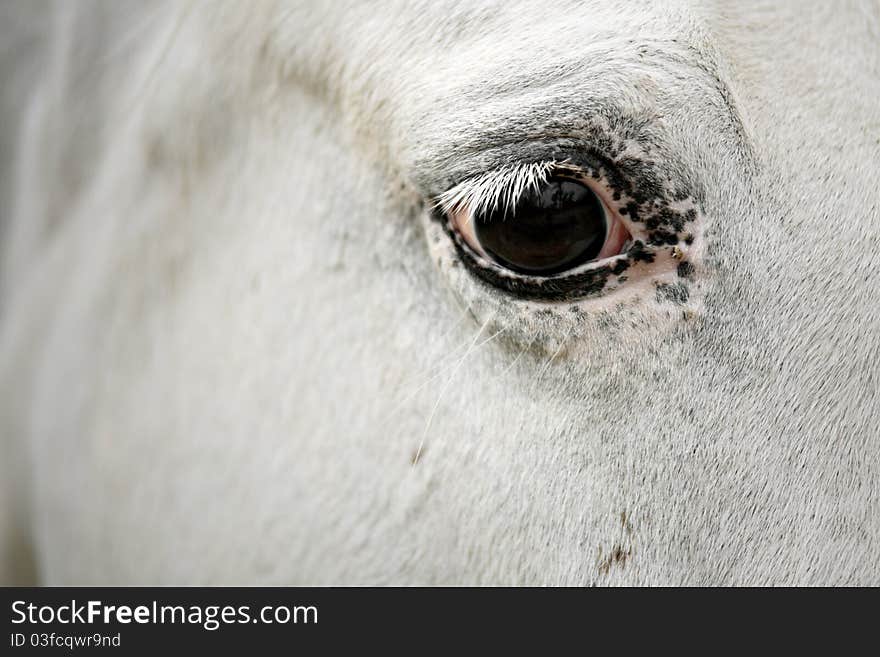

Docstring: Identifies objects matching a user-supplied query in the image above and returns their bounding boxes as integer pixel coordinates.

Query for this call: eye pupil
[474,177,607,276]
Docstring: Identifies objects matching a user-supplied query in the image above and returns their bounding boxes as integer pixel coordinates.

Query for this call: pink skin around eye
[596,210,630,260]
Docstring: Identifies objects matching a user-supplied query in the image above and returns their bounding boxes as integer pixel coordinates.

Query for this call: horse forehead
[278,1,850,92]
[272,2,877,179]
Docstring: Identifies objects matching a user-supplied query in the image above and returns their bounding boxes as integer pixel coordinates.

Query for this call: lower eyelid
[596,213,630,260]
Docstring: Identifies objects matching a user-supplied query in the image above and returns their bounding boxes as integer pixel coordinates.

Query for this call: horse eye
[476,178,604,275]
[446,174,631,278]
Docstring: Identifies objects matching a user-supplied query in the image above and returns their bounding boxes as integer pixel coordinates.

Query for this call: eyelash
[434,157,687,302]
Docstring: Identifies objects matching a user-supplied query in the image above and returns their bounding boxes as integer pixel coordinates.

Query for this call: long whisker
[381,323,507,428]
[532,327,572,385]
[380,306,481,407]
[496,331,537,380]
[412,312,499,465]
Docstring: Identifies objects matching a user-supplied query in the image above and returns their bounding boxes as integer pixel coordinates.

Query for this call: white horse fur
[1,0,878,585]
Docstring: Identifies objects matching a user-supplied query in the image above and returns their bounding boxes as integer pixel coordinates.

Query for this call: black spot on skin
[645,207,693,232]
[648,229,678,246]
[616,157,665,203]
[611,259,630,275]
[627,240,655,264]
[677,261,695,279]
[655,282,690,305]
[684,233,695,246]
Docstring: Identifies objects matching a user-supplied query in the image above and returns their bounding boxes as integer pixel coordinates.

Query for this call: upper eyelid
[432,144,685,221]
[433,160,558,220]
[405,44,752,200]
[416,134,631,201]
[433,158,640,235]
[421,128,708,218]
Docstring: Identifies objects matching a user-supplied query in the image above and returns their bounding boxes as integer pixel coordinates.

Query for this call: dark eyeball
[472,177,607,276]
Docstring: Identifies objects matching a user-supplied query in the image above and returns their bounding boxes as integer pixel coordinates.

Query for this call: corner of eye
[430,194,456,215]
[432,191,473,220]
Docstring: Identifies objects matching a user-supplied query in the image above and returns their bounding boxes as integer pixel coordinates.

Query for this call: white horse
[1,0,878,585]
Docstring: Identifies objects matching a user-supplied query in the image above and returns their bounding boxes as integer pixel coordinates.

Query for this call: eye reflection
[474,177,607,275]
